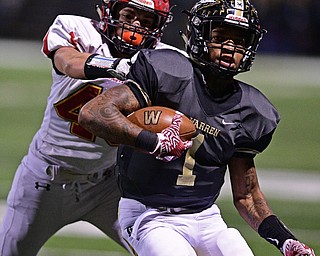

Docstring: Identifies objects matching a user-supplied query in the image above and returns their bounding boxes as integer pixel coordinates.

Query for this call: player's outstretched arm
[54,46,125,80]
[228,157,315,255]
[54,46,91,78]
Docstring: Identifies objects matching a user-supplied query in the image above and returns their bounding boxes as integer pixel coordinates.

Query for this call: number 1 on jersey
[176,134,204,186]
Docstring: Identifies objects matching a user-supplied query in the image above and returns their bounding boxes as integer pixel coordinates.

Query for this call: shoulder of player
[139,47,191,73]
[49,15,104,51]
[154,42,189,57]
[52,15,101,36]
[142,47,188,59]
[236,80,274,106]
[53,14,93,25]
[236,80,280,130]
[139,48,193,83]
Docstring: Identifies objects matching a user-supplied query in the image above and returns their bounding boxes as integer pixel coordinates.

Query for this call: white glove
[151,113,192,162]
[283,239,315,256]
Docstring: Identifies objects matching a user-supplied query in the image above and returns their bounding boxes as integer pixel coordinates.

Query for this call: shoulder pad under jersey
[141,49,194,94]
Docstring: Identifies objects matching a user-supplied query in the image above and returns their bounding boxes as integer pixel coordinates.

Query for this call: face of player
[116,6,158,34]
[207,25,248,72]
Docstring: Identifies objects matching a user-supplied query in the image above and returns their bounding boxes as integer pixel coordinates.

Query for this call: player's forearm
[229,158,273,230]
[231,163,298,253]
[54,46,126,80]
[247,201,312,255]
[78,85,142,146]
[54,47,91,78]
[234,187,273,231]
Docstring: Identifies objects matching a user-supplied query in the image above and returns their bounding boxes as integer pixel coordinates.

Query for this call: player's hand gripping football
[283,239,315,256]
[151,113,193,162]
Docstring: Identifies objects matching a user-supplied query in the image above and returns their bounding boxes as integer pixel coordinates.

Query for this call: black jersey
[117,49,280,210]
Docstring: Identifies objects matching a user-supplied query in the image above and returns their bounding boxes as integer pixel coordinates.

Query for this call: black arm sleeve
[258,215,297,252]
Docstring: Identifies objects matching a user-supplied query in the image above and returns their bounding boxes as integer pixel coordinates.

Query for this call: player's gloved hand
[151,113,192,162]
[282,239,315,256]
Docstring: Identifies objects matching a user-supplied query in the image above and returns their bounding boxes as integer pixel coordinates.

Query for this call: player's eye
[120,13,135,22]
[210,35,226,43]
[120,13,155,30]
[140,18,154,29]
[211,34,246,47]
[233,36,246,47]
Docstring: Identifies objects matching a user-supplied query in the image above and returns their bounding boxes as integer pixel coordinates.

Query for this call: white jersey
[26,14,182,174]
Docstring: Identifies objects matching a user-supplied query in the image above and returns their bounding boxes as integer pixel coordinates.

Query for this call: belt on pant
[156,206,202,214]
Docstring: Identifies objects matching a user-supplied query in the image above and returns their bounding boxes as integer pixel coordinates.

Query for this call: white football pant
[118,198,254,256]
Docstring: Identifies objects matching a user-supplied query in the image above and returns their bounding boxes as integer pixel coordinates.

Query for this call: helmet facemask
[184,0,266,78]
[98,0,172,56]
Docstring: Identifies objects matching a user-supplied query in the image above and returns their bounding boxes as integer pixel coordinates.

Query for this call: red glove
[283,239,315,256]
[151,113,192,162]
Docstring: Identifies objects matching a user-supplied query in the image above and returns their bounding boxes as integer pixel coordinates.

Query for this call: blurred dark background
[0,0,319,55]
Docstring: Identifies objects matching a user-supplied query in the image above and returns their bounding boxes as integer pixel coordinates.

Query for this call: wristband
[135,130,158,152]
[84,54,118,79]
[258,215,296,251]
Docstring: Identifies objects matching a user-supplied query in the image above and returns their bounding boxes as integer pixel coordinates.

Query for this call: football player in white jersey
[0,0,174,255]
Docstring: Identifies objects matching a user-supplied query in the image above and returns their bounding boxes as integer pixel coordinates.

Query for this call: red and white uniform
[0,14,177,256]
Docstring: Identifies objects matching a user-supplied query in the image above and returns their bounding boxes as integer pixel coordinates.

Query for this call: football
[127,106,196,141]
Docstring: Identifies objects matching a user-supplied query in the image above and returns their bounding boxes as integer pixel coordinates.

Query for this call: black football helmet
[97,0,172,56]
[184,0,266,77]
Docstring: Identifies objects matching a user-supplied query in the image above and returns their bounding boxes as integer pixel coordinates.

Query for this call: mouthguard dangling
[122,31,143,46]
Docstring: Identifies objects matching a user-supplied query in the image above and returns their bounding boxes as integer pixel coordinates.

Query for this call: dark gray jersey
[117,49,280,210]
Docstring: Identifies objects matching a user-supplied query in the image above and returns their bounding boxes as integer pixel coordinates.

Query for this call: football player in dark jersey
[79,0,315,255]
